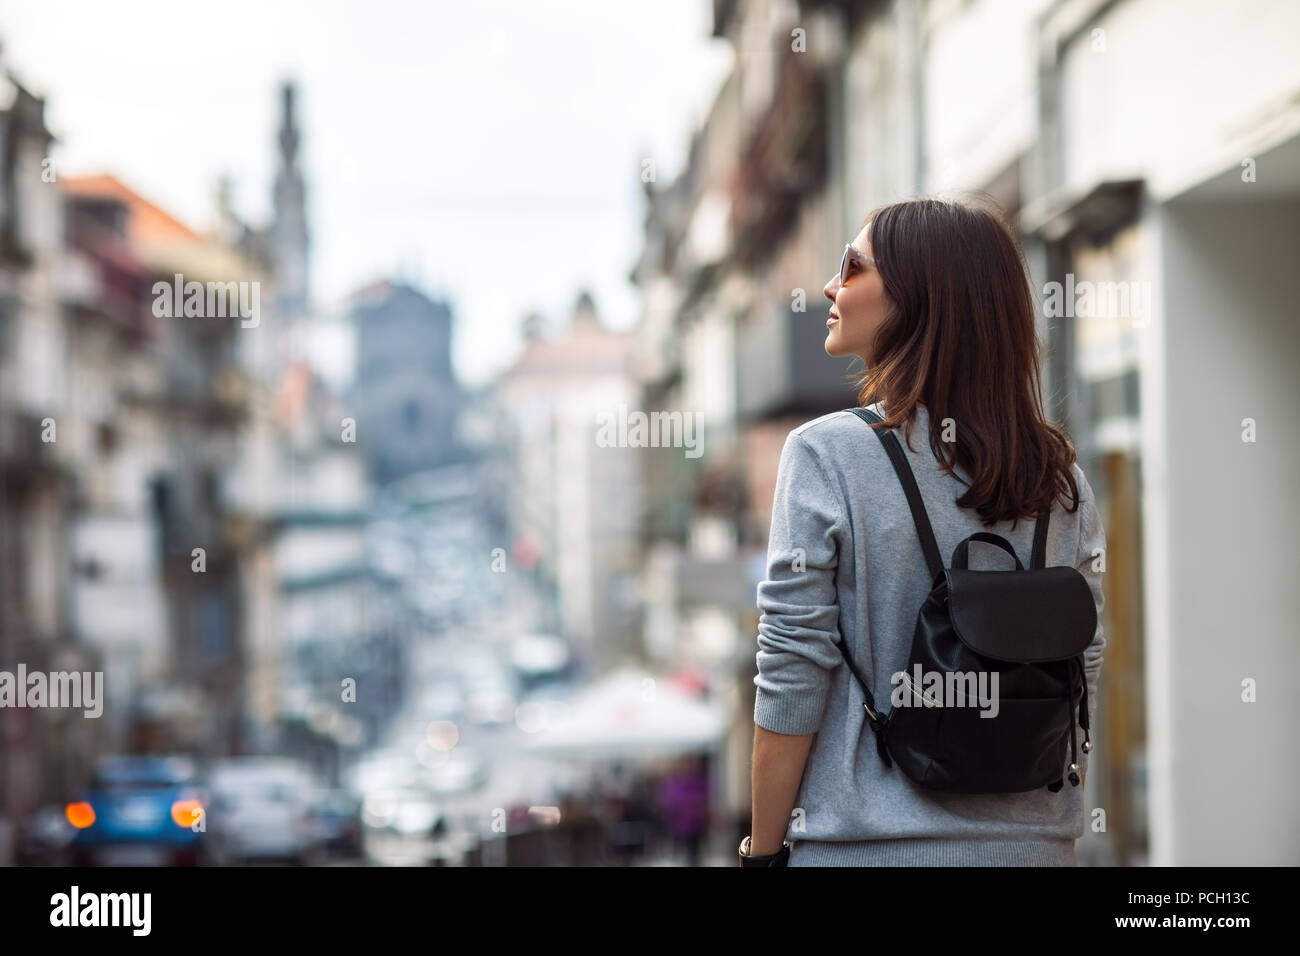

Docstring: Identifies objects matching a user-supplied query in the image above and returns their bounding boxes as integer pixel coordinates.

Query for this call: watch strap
[739,837,791,867]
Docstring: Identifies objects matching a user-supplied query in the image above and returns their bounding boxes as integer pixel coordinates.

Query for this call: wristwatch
[739,835,791,867]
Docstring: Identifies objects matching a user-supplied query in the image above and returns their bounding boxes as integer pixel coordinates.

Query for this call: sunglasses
[839,244,878,287]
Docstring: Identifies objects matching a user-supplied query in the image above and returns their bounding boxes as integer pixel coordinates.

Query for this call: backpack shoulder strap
[850,407,1054,572]
[1031,508,1050,569]
[847,406,944,584]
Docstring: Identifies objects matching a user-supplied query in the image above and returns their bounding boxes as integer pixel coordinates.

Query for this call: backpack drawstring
[1048,658,1085,792]
[864,704,893,768]
[1078,655,1092,755]
[875,719,892,768]
[1066,658,1081,787]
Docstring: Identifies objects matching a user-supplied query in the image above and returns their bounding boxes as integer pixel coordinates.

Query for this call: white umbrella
[521,666,727,760]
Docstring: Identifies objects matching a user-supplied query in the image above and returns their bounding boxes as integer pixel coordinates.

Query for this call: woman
[741,197,1106,867]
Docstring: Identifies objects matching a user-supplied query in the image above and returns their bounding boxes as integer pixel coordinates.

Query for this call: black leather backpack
[839,406,1096,794]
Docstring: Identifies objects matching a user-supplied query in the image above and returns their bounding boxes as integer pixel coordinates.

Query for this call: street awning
[520,666,728,761]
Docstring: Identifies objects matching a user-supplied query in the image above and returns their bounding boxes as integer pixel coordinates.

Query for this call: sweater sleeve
[752,432,848,735]
[1073,468,1107,780]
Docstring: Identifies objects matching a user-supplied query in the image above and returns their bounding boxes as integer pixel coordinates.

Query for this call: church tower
[271,80,309,320]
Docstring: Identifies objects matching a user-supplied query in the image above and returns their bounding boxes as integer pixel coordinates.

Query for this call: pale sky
[0,0,732,385]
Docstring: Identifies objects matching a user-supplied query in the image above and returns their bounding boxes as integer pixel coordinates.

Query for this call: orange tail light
[171,799,203,829]
[66,802,96,829]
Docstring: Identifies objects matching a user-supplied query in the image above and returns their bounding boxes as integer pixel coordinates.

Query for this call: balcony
[0,409,62,473]
[729,45,829,271]
[736,300,859,423]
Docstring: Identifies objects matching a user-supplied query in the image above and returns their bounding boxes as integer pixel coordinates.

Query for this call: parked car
[15,804,77,865]
[361,784,443,838]
[306,788,363,859]
[510,633,573,693]
[206,757,318,865]
[359,781,445,865]
[67,755,207,866]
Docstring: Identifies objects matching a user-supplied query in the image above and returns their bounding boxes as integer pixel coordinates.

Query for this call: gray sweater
[752,402,1106,866]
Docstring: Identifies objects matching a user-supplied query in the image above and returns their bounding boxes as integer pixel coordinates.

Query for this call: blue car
[68,756,208,866]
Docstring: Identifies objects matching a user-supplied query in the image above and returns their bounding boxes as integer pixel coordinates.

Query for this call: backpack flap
[944,566,1097,663]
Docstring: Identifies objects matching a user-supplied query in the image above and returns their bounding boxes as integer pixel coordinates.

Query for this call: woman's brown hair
[854,195,1080,528]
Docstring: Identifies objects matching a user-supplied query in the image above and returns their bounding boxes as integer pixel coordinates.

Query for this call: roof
[63,173,263,280]
[62,174,203,246]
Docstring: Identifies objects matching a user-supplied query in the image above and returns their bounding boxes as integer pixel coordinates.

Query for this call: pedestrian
[609,778,656,865]
[742,196,1107,867]
[656,755,709,866]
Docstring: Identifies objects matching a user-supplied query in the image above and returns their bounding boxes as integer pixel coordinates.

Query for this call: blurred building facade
[266,358,378,769]
[631,0,863,849]
[256,83,390,769]
[0,139,282,863]
[0,68,382,859]
[633,0,1300,865]
[0,63,89,861]
[495,293,643,673]
[58,173,276,761]
[348,281,465,487]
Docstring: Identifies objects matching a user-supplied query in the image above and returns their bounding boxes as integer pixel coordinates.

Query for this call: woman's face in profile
[823,222,890,363]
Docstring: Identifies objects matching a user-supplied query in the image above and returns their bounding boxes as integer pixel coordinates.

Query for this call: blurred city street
[1,0,1298,869]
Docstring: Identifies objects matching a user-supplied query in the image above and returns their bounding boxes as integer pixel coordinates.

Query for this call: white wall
[922,0,1047,193]
[1061,0,1300,201]
[1143,196,1300,864]
[845,1,916,211]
